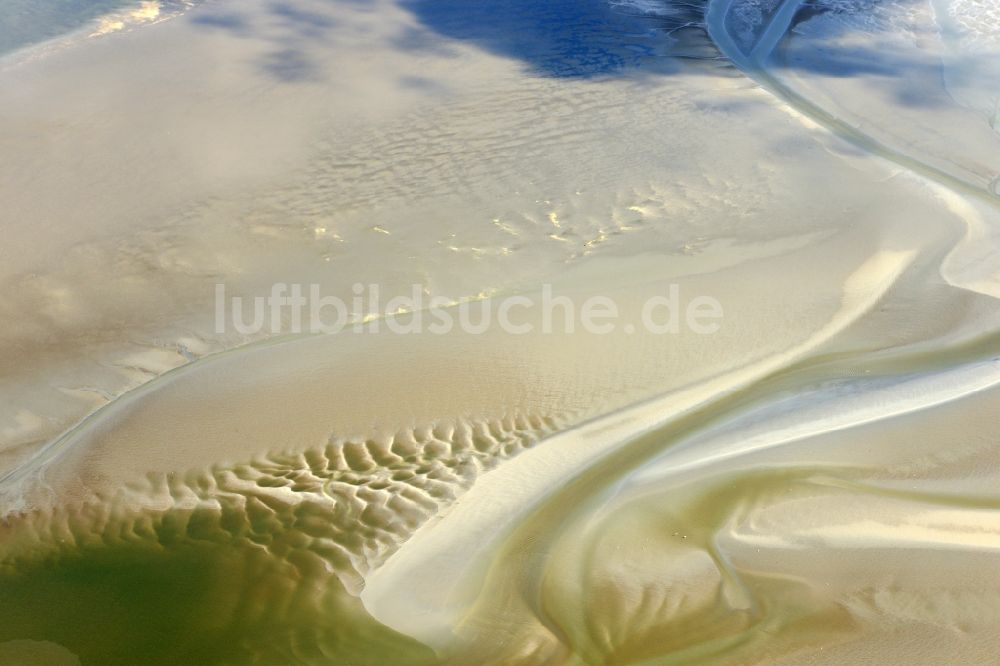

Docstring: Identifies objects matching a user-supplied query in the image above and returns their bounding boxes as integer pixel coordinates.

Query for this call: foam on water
[949,0,1000,47]
[725,0,782,51]
[933,0,1000,135]
[607,0,676,17]
[791,0,928,40]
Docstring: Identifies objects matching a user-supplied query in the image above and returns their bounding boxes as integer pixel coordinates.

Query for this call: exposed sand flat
[0,0,998,663]
[495,382,1000,664]
[0,0,817,469]
[1,0,955,475]
[360,247,925,643]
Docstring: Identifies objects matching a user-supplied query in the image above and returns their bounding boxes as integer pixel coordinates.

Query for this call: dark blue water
[400,0,718,78]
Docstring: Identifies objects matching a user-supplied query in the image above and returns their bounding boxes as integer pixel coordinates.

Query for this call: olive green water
[0,535,433,665]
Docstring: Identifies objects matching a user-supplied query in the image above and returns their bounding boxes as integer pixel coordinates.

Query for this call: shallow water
[0,0,193,58]
[0,0,134,54]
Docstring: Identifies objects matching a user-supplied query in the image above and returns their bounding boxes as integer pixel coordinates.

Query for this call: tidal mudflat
[1,0,998,663]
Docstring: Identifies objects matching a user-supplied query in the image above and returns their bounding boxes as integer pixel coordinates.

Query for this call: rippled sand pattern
[0,415,559,662]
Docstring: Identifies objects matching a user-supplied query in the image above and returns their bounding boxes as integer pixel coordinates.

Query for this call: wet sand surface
[0,0,998,662]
